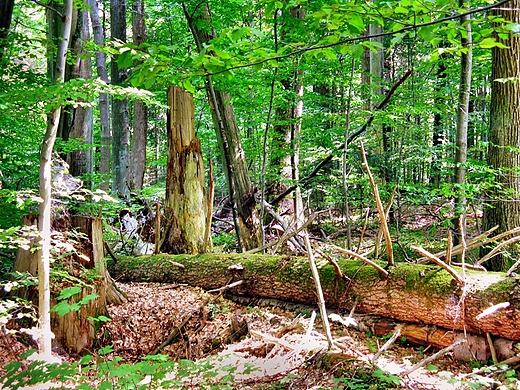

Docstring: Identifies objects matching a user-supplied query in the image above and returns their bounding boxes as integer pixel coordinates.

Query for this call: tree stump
[14,215,117,354]
[160,86,211,254]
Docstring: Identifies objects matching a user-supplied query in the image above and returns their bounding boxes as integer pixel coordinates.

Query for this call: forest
[2,0,520,388]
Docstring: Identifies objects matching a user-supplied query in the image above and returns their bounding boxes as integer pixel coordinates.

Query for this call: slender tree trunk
[88,0,111,190]
[452,4,473,245]
[482,0,520,271]
[183,1,262,251]
[39,0,73,358]
[161,86,211,254]
[431,55,447,187]
[111,0,130,198]
[129,0,147,190]
[67,7,93,181]
[270,6,305,228]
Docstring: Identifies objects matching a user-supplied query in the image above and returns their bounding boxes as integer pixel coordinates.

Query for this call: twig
[400,339,466,376]
[314,247,344,280]
[410,245,464,286]
[207,280,243,293]
[371,325,402,363]
[417,226,499,263]
[330,244,389,278]
[446,229,453,266]
[360,141,393,266]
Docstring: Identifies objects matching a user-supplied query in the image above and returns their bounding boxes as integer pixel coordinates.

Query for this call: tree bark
[482,0,520,271]
[109,254,520,342]
[111,0,130,198]
[160,86,211,254]
[129,0,147,190]
[66,8,94,181]
[183,1,262,251]
[88,0,111,191]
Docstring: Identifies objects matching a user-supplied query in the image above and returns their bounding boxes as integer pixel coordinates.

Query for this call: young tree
[38,0,73,358]
[111,0,130,198]
[452,6,473,244]
[482,0,520,271]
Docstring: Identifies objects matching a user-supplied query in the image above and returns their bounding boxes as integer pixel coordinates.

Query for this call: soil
[2,281,514,389]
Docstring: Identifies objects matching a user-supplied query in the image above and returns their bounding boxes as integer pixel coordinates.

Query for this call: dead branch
[400,339,466,376]
[375,185,397,259]
[410,245,464,286]
[360,141,393,266]
[476,302,510,320]
[329,243,389,278]
[477,235,520,266]
[371,324,402,363]
[207,280,243,293]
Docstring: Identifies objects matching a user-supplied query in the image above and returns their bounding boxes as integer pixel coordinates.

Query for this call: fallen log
[108,254,520,342]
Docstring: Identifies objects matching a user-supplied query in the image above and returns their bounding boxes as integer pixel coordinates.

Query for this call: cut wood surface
[109,254,520,341]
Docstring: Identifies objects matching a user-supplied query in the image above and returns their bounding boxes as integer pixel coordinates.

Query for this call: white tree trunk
[38,0,73,358]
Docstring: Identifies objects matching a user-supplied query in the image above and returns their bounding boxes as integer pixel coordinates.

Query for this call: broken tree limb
[329,244,389,277]
[360,141,393,266]
[108,253,520,341]
[410,245,464,286]
[271,69,413,206]
[400,340,466,376]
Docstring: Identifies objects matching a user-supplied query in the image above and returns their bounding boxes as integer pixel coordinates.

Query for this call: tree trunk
[482,0,520,271]
[160,86,211,254]
[88,0,111,191]
[183,1,262,251]
[452,5,472,245]
[111,0,130,198]
[109,254,520,342]
[270,6,305,228]
[38,0,73,358]
[66,8,94,181]
[129,0,147,191]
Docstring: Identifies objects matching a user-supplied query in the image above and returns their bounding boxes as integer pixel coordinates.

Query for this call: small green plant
[212,231,236,253]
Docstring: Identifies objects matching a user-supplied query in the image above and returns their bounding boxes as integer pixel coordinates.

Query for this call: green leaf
[56,286,81,300]
[479,37,508,49]
[78,294,99,305]
[98,345,114,355]
[395,6,408,14]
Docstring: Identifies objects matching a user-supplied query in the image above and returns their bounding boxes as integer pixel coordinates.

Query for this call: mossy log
[108,254,520,341]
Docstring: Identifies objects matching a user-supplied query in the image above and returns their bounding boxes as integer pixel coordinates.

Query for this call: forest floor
[0,281,500,389]
[1,200,515,389]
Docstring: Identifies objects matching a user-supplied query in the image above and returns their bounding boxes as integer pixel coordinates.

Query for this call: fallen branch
[371,324,402,363]
[477,235,520,266]
[329,244,389,277]
[400,339,466,376]
[151,312,193,355]
[208,280,244,293]
[411,245,464,286]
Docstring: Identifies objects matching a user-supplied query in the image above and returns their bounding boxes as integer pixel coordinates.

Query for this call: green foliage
[0,349,255,390]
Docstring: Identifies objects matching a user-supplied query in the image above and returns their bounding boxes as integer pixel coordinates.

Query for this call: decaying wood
[371,324,402,363]
[109,254,520,342]
[14,216,124,353]
[401,340,466,376]
[329,244,388,277]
